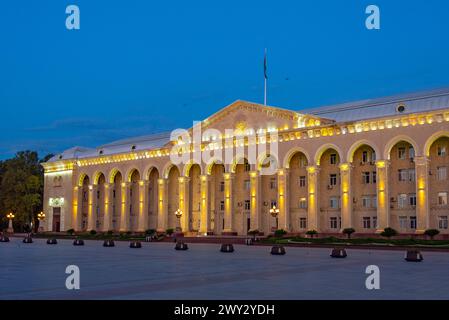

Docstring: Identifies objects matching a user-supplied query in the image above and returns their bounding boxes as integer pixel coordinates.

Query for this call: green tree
[0,151,53,232]
[342,228,356,239]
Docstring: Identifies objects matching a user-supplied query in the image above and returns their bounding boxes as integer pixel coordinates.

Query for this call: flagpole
[264,77,267,106]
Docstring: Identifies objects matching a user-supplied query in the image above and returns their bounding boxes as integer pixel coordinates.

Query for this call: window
[409,147,415,159]
[244,200,251,210]
[408,169,415,182]
[220,201,225,211]
[438,192,448,206]
[438,145,447,157]
[330,197,339,209]
[362,151,369,163]
[299,156,308,168]
[244,180,250,191]
[329,174,337,186]
[244,162,251,172]
[299,176,306,187]
[330,217,338,229]
[330,154,337,165]
[270,200,277,208]
[270,178,277,189]
[372,196,377,208]
[410,216,417,229]
[398,147,406,160]
[299,218,307,229]
[363,217,371,229]
[438,216,448,229]
[371,151,376,161]
[398,194,407,208]
[97,191,100,199]
[437,167,447,181]
[372,216,378,229]
[362,196,371,208]
[372,171,377,184]
[362,172,370,184]
[220,181,225,192]
[113,190,116,198]
[409,194,416,207]
[398,169,408,182]
[399,216,408,229]
[299,198,307,209]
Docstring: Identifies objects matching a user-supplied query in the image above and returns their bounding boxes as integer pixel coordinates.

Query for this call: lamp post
[37,211,46,233]
[6,212,15,234]
[269,205,279,231]
[175,209,183,232]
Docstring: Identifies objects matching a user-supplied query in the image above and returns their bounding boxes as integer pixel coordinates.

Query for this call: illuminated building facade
[42,88,449,236]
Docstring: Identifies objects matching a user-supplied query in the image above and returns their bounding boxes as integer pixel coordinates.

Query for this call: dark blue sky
[1,0,449,159]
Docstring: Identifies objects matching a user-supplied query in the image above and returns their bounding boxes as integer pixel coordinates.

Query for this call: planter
[405,250,423,262]
[73,239,84,246]
[220,243,234,253]
[330,248,347,258]
[271,245,286,255]
[130,241,142,248]
[103,240,115,247]
[175,241,188,251]
[46,238,57,245]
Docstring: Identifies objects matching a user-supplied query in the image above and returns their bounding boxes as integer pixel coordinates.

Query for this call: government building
[42,87,449,236]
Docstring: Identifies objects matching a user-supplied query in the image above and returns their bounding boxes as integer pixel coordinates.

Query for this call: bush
[342,228,356,239]
[66,229,75,235]
[145,229,156,236]
[107,230,114,235]
[126,231,132,235]
[274,229,287,238]
[89,230,97,235]
[306,230,318,238]
[380,227,398,239]
[424,229,440,240]
[166,228,174,236]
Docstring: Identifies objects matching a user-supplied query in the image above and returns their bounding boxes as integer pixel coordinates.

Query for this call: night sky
[1,0,449,159]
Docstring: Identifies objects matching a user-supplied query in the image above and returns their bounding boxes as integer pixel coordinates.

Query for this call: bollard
[46,238,57,245]
[23,236,33,244]
[220,243,234,253]
[270,245,286,255]
[103,240,115,247]
[175,241,189,251]
[405,250,423,262]
[130,241,142,248]
[73,239,84,246]
[330,248,347,258]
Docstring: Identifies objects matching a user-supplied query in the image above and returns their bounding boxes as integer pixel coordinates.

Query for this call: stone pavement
[1,239,448,300]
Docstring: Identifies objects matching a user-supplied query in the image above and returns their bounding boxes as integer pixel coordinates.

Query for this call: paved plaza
[1,239,448,300]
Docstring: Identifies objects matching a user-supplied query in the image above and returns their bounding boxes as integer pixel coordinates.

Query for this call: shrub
[107,230,114,235]
[342,228,356,239]
[380,227,398,239]
[145,229,156,236]
[274,229,287,238]
[424,229,440,240]
[89,230,97,235]
[306,230,318,238]
[126,231,132,235]
[166,228,174,236]
[66,229,75,235]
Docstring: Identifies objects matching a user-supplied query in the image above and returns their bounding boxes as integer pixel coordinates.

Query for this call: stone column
[277,168,289,231]
[223,172,235,235]
[415,156,430,233]
[375,160,390,232]
[157,178,168,232]
[249,171,261,232]
[119,182,130,231]
[178,176,190,232]
[103,183,113,232]
[339,163,353,230]
[72,186,83,232]
[307,166,320,231]
[87,184,98,231]
[137,180,149,232]
[199,175,210,235]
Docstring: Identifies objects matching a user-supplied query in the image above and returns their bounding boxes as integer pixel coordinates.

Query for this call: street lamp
[6,212,15,234]
[37,211,46,232]
[269,205,279,230]
[174,209,183,232]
